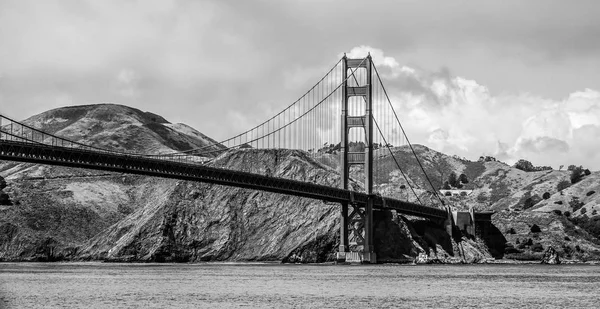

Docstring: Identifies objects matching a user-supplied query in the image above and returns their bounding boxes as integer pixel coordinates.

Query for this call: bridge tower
[337,54,376,263]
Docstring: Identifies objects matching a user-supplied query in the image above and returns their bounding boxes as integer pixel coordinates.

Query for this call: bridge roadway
[0,139,448,219]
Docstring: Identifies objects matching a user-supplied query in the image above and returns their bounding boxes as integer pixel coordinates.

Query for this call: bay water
[1,262,598,308]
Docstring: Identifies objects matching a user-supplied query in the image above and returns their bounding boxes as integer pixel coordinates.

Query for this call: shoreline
[1,259,599,266]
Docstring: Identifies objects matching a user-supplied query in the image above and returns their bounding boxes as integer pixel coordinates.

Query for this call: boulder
[414,252,429,264]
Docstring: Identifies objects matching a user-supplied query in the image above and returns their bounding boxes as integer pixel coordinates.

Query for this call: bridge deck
[0,140,448,219]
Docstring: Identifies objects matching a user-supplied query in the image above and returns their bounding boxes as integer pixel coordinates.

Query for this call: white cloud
[113,69,140,99]
[362,45,600,170]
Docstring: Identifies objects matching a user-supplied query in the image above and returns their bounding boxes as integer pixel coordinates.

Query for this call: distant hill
[21,104,225,155]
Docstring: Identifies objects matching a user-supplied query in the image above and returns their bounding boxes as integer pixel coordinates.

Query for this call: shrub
[0,176,6,190]
[586,191,595,197]
[504,243,522,254]
[553,209,562,216]
[542,192,551,199]
[524,198,536,210]
[592,210,597,216]
[564,211,571,217]
[554,200,563,205]
[569,197,584,212]
[581,207,587,215]
[530,224,541,233]
[564,236,571,241]
[584,169,591,176]
[458,173,469,184]
[506,227,516,234]
[0,193,11,206]
[399,185,406,189]
[445,192,452,196]
[557,180,571,192]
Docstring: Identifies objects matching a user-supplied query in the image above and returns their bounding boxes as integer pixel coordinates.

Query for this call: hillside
[1,104,599,262]
[21,104,224,155]
[0,104,493,263]
[370,145,600,260]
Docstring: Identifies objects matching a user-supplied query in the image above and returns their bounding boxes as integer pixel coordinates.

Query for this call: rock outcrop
[541,246,561,264]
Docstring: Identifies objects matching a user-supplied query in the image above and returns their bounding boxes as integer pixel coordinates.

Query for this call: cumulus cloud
[2,1,599,170]
[348,47,600,170]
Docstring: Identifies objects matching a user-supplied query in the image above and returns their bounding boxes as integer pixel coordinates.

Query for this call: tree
[584,169,591,176]
[514,159,535,172]
[442,181,451,190]
[458,173,469,184]
[570,166,584,184]
[478,156,497,162]
[530,224,541,233]
[448,172,458,188]
[567,165,577,171]
[0,176,6,190]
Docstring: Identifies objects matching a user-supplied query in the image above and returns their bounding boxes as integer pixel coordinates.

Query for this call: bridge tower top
[340,54,373,194]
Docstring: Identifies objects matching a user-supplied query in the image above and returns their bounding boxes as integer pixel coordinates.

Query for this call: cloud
[514,136,570,154]
[113,69,141,99]
[1,1,600,170]
[365,46,600,170]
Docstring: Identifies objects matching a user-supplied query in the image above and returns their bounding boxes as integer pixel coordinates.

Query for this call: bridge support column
[444,206,454,238]
[336,202,349,262]
[361,196,376,263]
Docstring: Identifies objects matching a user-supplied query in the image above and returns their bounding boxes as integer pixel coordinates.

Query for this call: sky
[1,0,599,169]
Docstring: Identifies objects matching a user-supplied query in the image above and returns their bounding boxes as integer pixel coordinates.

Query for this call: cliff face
[1,104,597,263]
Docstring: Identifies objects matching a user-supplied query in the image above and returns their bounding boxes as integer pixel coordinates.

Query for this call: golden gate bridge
[0,54,491,263]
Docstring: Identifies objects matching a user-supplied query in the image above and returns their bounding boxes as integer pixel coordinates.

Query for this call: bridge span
[0,139,446,219]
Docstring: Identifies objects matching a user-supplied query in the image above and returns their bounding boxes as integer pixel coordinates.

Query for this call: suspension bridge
[0,54,491,263]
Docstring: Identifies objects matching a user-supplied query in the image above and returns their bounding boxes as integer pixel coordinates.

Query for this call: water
[1,262,599,308]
